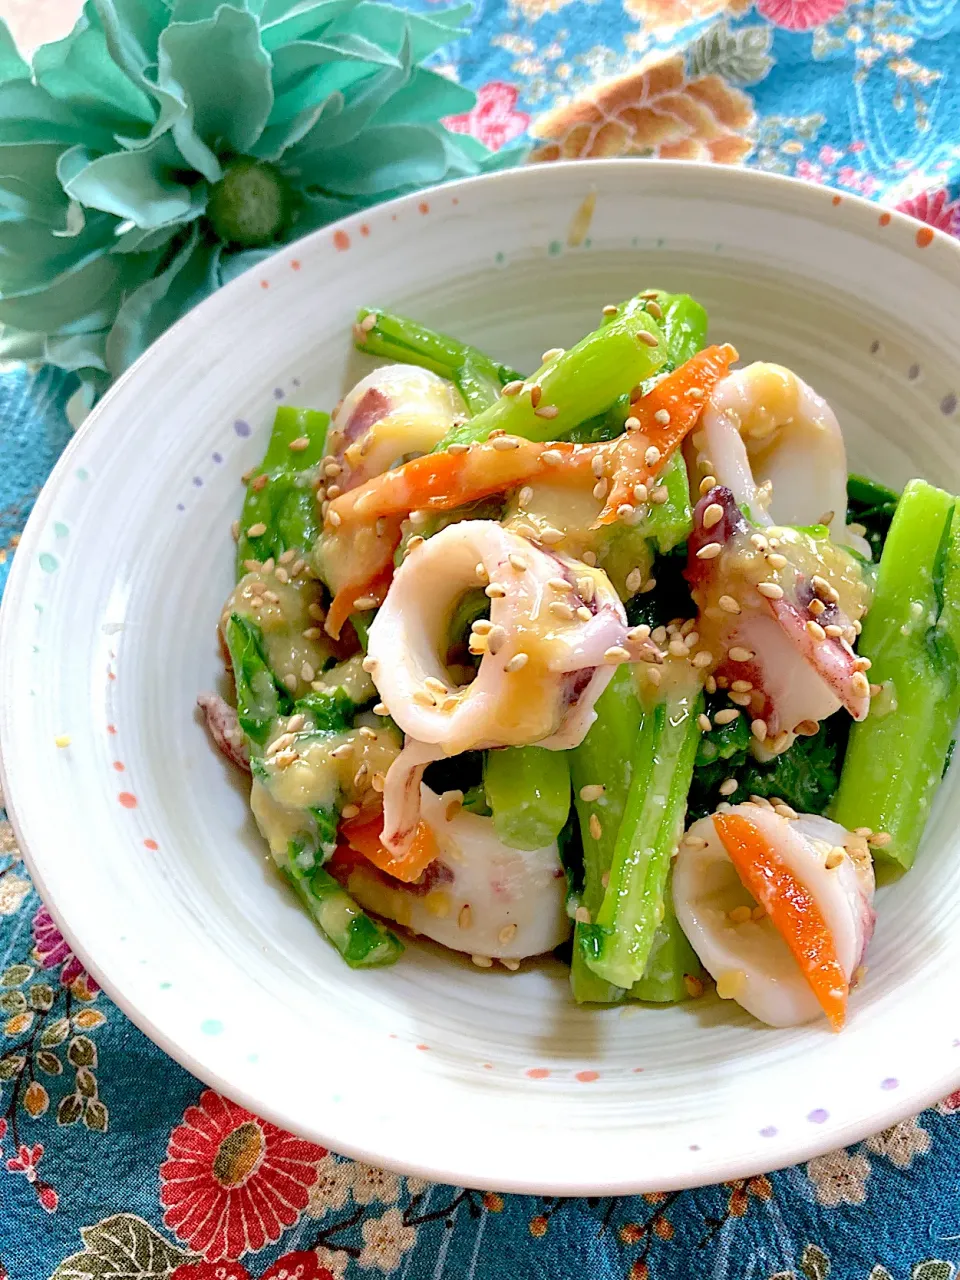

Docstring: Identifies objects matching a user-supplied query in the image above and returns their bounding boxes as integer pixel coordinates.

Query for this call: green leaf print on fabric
[686,20,774,86]
[50,1214,197,1280]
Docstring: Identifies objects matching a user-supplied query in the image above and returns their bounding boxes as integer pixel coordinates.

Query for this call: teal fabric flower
[0,0,524,411]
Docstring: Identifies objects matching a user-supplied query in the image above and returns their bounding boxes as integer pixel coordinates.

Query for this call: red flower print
[896,188,960,238]
[32,904,99,992]
[172,1254,333,1280]
[38,1185,59,1213]
[445,81,530,152]
[795,159,826,185]
[160,1090,328,1260]
[756,0,847,29]
[938,1088,960,1114]
[6,1142,44,1180]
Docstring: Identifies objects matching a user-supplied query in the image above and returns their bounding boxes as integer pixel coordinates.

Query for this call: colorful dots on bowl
[118,792,137,809]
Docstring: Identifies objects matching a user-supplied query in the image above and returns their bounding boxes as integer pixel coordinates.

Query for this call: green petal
[91,0,167,66]
[253,90,342,162]
[325,3,471,64]
[286,38,409,159]
[0,248,127,335]
[158,6,273,160]
[59,136,207,230]
[33,4,155,132]
[0,81,109,147]
[0,142,71,224]
[45,329,109,374]
[110,222,180,254]
[291,189,359,233]
[105,228,222,376]
[0,19,30,84]
[309,122,453,195]
[260,0,362,50]
[0,209,115,291]
[369,67,474,125]
[218,246,277,286]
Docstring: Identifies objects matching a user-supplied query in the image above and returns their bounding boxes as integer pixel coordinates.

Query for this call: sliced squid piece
[331,788,571,960]
[197,693,249,773]
[673,803,875,1028]
[685,486,872,748]
[367,520,634,757]
[689,363,868,555]
[327,364,466,492]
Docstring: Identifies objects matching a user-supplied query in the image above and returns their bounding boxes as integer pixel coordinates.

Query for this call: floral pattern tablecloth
[4,1,960,1277]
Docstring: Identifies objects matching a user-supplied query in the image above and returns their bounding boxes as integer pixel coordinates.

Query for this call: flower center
[212,1121,265,1187]
[207,159,289,248]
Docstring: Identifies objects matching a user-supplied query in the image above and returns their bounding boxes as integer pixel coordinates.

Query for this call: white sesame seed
[471,954,493,968]
[757,582,784,600]
[504,652,529,673]
[641,577,657,593]
[719,595,741,615]
[282,673,298,691]
[697,713,712,732]
[617,503,635,521]
[361,655,377,672]
[579,784,605,802]
[534,404,559,420]
[638,330,659,347]
[592,479,609,500]
[702,502,724,530]
[501,380,524,397]
[692,650,714,669]
[644,445,661,468]
[288,436,310,452]
[605,645,631,662]
[518,485,534,506]
[728,646,754,662]
[653,409,671,426]
[373,702,389,717]
[806,620,827,641]
[328,510,342,528]
[714,708,740,725]
[486,624,507,655]
[459,905,473,929]
[646,665,662,686]
[698,475,717,496]
[539,527,565,545]
[602,304,618,316]
[696,542,722,560]
[485,582,506,598]
[851,671,870,697]
[508,553,527,572]
[668,638,688,658]
[541,347,564,363]
[541,449,562,466]
[447,442,469,455]
[719,777,738,796]
[549,600,576,620]
[589,813,602,840]
[868,830,891,847]
[329,741,354,760]
[492,435,521,451]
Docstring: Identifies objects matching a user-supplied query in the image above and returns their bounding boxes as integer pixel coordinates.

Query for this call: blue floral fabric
[4,2,960,1279]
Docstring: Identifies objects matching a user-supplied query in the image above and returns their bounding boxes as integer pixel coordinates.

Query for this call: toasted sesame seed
[518,485,534,507]
[714,708,740,725]
[341,803,360,820]
[504,652,529,673]
[702,502,724,530]
[578,576,596,603]
[459,905,473,929]
[534,404,559,419]
[282,673,298,691]
[486,625,507,655]
[851,671,871,697]
[541,449,562,465]
[692,650,714,669]
[728,904,752,925]
[803,620,827,643]
[492,435,521,451]
[698,475,717,496]
[868,830,891,847]
[853,655,872,671]
[278,548,296,565]
[728,691,752,707]
[641,577,657,593]
[728,646,754,662]
[653,409,671,427]
[498,922,518,945]
[825,848,845,870]
[638,329,659,347]
[472,954,493,968]
[719,777,738,796]
[749,718,768,742]
[668,638,688,657]
[273,565,289,585]
[617,503,635,521]
[361,655,377,673]
[328,509,342,528]
[243,558,262,573]
[808,599,827,618]
[529,385,542,408]
[508,553,527,572]
[644,445,661,468]
[650,486,669,505]
[485,582,507,598]
[686,387,705,401]
[683,834,707,849]
[592,479,609,500]
[574,905,592,925]
[602,303,619,316]
[824,624,843,638]
[730,680,752,693]
[697,713,712,732]
[605,645,631,662]
[412,689,435,707]
[373,702,389,717]
[424,676,448,696]
[580,783,605,802]
[329,741,354,760]
[625,415,641,431]
[251,473,269,493]
[589,813,602,840]
[705,675,717,694]
[627,624,651,642]
[501,380,524,397]
[288,436,310,452]
[719,595,741,614]
[683,974,704,998]
[646,665,662,686]
[765,553,787,570]
[549,600,576,620]
[576,605,592,622]
[371,771,386,794]
[405,535,425,556]
[696,542,722,561]
[624,567,644,595]
[757,581,784,600]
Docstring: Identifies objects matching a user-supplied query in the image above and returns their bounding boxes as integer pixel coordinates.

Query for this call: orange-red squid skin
[713,810,849,1030]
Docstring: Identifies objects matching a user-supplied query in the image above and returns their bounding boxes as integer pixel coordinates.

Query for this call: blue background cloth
[4,2,960,1277]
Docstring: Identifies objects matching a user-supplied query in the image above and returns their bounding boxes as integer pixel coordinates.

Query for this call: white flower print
[359,1207,417,1272]
[866,1116,932,1168]
[404,1176,428,1196]
[306,1154,353,1218]
[351,1161,401,1206]
[806,1147,871,1206]
[0,820,20,858]
[314,1247,350,1280]
[0,873,30,915]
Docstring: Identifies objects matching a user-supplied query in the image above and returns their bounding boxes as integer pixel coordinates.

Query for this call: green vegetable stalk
[568,666,642,1003]
[355,308,521,416]
[285,850,404,969]
[631,867,700,1004]
[833,479,960,870]
[224,613,292,746]
[438,299,667,450]
[236,405,329,577]
[484,746,571,850]
[582,675,703,990]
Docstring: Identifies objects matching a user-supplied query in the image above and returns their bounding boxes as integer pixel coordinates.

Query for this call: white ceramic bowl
[4,161,960,1195]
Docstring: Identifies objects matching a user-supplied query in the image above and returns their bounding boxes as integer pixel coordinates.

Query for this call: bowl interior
[4,162,960,1194]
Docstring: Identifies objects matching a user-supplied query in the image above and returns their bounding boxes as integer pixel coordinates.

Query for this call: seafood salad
[201,290,960,1030]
